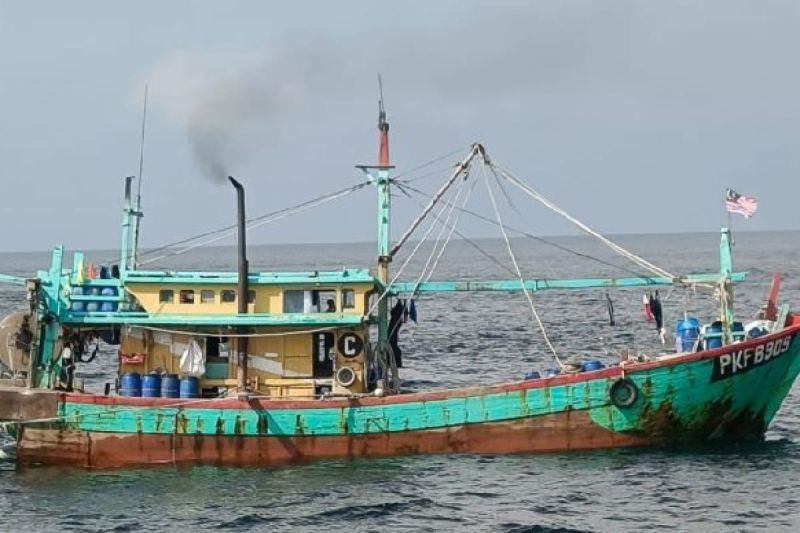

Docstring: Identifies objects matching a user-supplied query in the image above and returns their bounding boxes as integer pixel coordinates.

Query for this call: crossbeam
[0,274,26,286]
[392,272,747,294]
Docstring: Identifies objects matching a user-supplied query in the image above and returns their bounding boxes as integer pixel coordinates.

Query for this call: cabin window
[221,290,236,303]
[283,290,304,313]
[283,289,338,313]
[247,290,256,304]
[315,290,337,313]
[179,290,195,304]
[342,289,355,309]
[159,290,174,303]
[200,290,215,304]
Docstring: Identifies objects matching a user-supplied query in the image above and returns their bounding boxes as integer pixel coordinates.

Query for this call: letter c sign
[337,333,364,358]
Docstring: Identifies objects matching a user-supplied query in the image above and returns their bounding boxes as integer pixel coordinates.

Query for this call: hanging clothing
[606,292,615,326]
[650,291,664,331]
[389,300,404,368]
[643,294,654,321]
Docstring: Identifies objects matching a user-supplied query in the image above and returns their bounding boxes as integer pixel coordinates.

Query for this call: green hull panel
[55,330,799,443]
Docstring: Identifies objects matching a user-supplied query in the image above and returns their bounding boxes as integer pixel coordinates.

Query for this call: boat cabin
[39,249,379,400]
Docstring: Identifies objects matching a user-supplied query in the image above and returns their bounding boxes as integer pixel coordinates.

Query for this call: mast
[357,75,397,391]
[376,75,391,288]
[229,176,249,393]
[130,85,148,270]
[120,176,135,274]
[719,227,735,344]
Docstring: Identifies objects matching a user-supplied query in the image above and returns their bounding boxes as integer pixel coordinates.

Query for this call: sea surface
[0,231,799,532]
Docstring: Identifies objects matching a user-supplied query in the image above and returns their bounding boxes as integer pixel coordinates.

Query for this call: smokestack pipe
[228,176,249,393]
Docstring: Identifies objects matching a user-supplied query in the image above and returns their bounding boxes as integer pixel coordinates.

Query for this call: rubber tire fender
[609,378,639,408]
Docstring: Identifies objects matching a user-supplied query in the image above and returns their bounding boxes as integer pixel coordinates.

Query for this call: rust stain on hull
[18,411,651,468]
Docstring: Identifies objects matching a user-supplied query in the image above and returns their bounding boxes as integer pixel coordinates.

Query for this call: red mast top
[378,74,390,166]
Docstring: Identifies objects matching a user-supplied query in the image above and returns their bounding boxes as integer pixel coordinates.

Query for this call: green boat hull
[17,326,800,468]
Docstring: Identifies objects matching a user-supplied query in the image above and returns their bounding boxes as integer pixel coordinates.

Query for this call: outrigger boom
[392,272,747,294]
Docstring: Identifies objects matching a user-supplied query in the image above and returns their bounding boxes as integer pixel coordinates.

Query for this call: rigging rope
[481,162,563,366]
[365,178,469,317]
[397,180,650,279]
[137,181,370,266]
[110,148,468,267]
[491,162,677,280]
[98,180,370,267]
[394,181,517,276]
[392,145,468,181]
[407,172,475,298]
[390,145,482,258]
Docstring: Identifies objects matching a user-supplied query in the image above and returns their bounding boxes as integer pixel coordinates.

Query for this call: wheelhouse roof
[122,268,376,286]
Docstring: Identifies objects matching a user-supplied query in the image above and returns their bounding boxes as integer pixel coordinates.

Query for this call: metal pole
[228,176,249,393]
[120,176,135,274]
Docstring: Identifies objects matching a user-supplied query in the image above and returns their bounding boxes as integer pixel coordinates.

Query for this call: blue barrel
[524,370,541,380]
[120,372,142,397]
[161,374,180,398]
[99,287,118,312]
[732,321,745,342]
[676,317,701,352]
[89,287,101,296]
[71,286,85,311]
[85,301,100,312]
[582,360,605,372]
[180,376,200,398]
[543,368,561,377]
[706,321,724,349]
[142,373,162,398]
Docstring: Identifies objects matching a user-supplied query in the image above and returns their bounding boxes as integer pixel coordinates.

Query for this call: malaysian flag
[725,188,758,218]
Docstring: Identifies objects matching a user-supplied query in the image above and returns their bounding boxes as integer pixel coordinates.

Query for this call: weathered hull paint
[18,326,800,468]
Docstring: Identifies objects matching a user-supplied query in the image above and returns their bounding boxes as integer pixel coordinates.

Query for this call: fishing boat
[0,98,798,469]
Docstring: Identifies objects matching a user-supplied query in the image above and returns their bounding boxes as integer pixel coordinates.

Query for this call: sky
[1,0,799,253]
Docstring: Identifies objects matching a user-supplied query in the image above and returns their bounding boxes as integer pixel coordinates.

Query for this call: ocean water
[0,230,799,532]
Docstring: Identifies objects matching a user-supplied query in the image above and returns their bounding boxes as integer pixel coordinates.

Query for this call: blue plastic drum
[676,318,701,352]
[706,321,724,349]
[71,286,85,311]
[120,372,142,397]
[100,287,118,312]
[732,321,745,342]
[582,360,606,372]
[161,374,180,398]
[142,373,162,398]
[179,376,200,398]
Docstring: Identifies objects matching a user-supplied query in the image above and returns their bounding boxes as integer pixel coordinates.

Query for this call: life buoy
[610,378,638,408]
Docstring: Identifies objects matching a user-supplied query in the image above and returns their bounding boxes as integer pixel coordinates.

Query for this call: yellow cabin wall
[125,283,373,316]
[118,325,370,398]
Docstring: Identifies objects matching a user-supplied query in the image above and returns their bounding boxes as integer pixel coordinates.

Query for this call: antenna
[378,73,386,126]
[136,84,149,199]
[131,84,148,268]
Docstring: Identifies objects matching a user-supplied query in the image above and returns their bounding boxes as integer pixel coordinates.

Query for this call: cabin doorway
[312,332,334,378]
[205,336,230,380]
